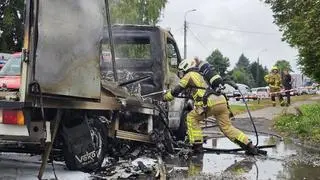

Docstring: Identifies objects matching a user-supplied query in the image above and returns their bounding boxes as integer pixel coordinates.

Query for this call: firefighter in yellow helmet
[264,66,285,107]
[163,58,258,154]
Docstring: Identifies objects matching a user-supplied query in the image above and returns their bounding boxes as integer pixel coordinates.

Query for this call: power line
[189,22,278,35]
[188,27,210,52]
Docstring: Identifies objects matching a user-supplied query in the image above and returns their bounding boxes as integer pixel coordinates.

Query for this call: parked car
[289,88,299,96]
[233,84,257,101]
[297,86,317,95]
[0,52,22,90]
[251,88,258,95]
[0,60,7,70]
[222,84,236,98]
[0,53,12,60]
[256,87,270,99]
[0,53,12,70]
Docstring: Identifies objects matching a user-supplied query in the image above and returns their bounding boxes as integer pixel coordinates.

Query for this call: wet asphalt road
[166,135,320,180]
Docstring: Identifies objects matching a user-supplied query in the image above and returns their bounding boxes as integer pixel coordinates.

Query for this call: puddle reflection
[168,135,320,179]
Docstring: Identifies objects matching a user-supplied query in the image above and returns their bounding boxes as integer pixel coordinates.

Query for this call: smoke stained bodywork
[35,0,105,99]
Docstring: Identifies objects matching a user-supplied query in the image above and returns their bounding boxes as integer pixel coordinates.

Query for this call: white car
[251,88,258,96]
[256,87,270,99]
[233,84,258,101]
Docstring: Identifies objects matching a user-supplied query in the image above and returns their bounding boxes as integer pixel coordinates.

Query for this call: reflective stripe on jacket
[179,71,225,106]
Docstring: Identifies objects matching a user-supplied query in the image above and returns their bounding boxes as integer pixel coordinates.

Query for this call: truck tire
[173,110,187,141]
[63,117,108,171]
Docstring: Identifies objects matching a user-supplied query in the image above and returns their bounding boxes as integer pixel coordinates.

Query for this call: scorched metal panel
[35,0,105,99]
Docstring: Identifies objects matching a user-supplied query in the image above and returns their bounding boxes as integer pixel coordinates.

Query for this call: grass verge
[274,103,320,143]
[229,94,318,115]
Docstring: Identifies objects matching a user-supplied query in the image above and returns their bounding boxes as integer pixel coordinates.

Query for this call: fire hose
[237,88,259,147]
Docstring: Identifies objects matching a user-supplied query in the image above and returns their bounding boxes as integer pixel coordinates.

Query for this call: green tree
[232,53,256,87]
[236,53,250,71]
[274,60,293,72]
[264,0,320,82]
[0,0,24,53]
[110,0,167,25]
[206,49,230,77]
[249,61,268,87]
[231,67,256,87]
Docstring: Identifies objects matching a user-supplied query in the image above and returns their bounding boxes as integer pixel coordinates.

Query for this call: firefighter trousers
[270,88,285,105]
[186,97,250,146]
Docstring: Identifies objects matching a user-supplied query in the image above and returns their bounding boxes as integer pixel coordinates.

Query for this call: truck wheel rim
[90,128,102,158]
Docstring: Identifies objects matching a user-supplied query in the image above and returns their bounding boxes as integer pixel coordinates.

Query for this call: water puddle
[167,135,320,180]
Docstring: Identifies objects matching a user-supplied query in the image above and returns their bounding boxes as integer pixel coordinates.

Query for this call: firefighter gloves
[163,91,174,102]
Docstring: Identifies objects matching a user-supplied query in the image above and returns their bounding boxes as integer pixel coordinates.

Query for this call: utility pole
[184,9,196,59]
[256,49,267,87]
[256,57,260,86]
[184,20,187,59]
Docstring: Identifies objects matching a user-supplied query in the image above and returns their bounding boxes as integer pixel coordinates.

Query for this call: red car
[0,52,22,90]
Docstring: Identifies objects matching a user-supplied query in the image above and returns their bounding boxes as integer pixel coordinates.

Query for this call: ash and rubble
[88,133,320,180]
[90,140,189,180]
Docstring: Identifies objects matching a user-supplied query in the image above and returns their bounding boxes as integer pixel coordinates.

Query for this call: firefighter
[282,69,292,106]
[163,58,258,155]
[264,66,285,107]
[194,57,235,119]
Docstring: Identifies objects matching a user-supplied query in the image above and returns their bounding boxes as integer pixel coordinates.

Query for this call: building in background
[291,74,312,88]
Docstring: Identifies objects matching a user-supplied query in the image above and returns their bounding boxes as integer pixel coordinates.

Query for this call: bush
[274,103,320,143]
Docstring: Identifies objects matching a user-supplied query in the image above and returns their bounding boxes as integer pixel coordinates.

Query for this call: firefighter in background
[264,66,285,107]
[163,58,258,155]
[282,69,292,106]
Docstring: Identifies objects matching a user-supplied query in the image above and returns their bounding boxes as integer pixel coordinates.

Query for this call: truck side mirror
[170,57,178,67]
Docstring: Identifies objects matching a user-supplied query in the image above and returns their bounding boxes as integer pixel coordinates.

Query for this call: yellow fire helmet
[271,66,279,71]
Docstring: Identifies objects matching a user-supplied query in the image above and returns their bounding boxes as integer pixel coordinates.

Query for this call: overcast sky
[157,0,299,73]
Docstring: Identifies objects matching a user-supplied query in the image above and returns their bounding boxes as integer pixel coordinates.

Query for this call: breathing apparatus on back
[197,60,238,91]
[195,59,238,119]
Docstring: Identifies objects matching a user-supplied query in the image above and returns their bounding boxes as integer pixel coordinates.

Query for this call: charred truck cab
[101,24,186,134]
[0,0,186,172]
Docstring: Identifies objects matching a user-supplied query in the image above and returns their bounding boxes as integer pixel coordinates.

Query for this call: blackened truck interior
[101,26,165,96]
